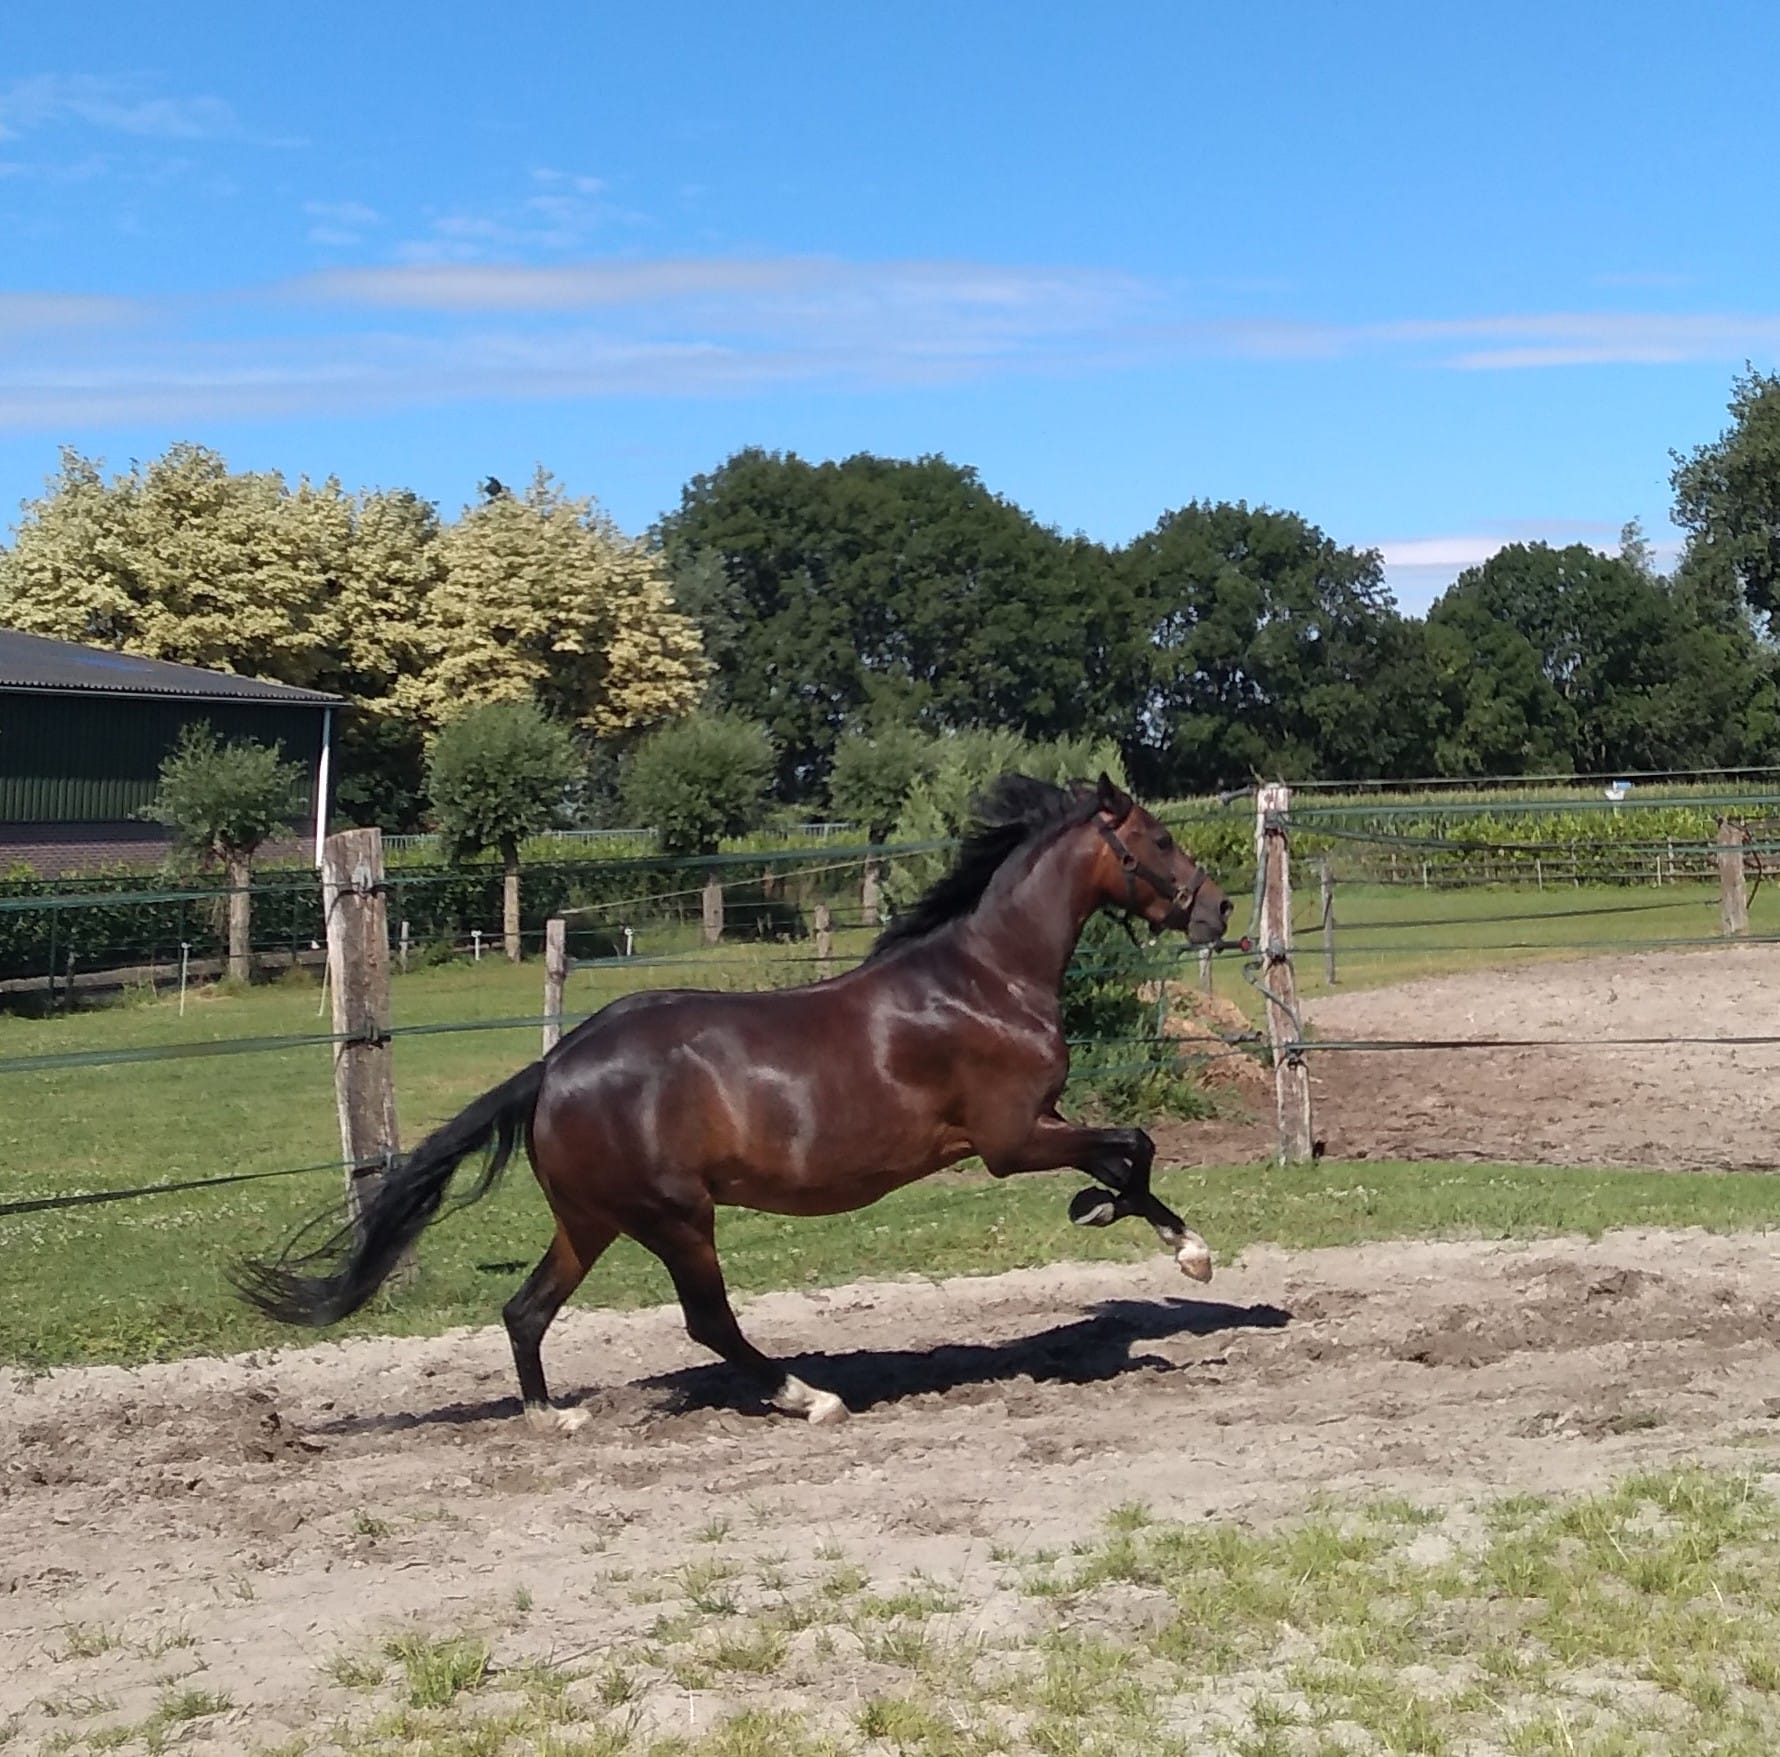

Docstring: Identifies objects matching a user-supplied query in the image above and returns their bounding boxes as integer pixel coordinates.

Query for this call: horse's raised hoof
[1068,1187,1120,1228]
[773,1375,851,1426]
[524,1403,590,1436]
[1173,1233,1214,1283]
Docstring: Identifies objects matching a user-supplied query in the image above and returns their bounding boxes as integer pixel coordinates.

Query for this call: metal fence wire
[2,798,1775,1221]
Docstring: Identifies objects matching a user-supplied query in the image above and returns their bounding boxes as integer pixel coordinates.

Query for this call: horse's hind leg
[504,1217,615,1434]
[634,1202,849,1426]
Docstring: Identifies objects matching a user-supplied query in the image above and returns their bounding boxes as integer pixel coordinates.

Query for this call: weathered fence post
[399,919,410,974]
[1256,784,1314,1164]
[542,916,568,1054]
[1198,946,1214,994]
[861,855,883,927]
[814,900,833,977]
[702,872,725,946]
[1718,818,1750,937]
[1320,857,1337,987]
[321,828,401,1238]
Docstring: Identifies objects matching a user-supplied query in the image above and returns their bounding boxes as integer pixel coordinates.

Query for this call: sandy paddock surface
[4,944,1780,1749]
[1164,943,1780,1171]
[6,1229,1780,1747]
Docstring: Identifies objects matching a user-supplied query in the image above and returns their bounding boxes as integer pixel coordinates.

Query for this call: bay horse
[237,773,1234,1428]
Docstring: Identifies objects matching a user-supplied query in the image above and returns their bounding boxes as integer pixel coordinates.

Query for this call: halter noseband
[1095,814,1206,930]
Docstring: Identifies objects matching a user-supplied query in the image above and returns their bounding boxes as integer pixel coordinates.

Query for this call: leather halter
[1095,814,1207,931]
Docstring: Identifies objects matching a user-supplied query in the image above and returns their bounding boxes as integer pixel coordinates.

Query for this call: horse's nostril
[1220,897,1234,919]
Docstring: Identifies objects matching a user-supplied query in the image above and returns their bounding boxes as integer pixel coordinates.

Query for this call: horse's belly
[705,1124,975,1218]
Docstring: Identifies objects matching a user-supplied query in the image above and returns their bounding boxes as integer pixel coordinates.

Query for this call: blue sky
[3,1,1776,611]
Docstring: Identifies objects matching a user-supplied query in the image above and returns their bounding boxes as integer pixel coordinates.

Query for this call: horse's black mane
[865,773,1099,961]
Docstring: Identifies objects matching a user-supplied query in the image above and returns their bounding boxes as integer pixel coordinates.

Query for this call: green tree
[620,712,775,855]
[0,446,447,829]
[884,731,1129,908]
[426,701,580,961]
[1671,367,1780,634]
[424,467,707,738]
[656,450,1149,797]
[827,725,937,841]
[1427,542,1780,774]
[0,444,332,684]
[1121,501,1440,791]
[146,724,307,983]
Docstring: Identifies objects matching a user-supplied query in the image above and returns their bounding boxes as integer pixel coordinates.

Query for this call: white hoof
[772,1375,850,1426]
[524,1404,590,1435]
[1174,1235,1214,1283]
[805,1390,850,1426]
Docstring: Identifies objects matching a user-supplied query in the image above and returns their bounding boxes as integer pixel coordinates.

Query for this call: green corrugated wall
[0,693,324,823]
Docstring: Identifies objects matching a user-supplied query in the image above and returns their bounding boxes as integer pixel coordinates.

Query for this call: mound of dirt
[1138,981,1271,1094]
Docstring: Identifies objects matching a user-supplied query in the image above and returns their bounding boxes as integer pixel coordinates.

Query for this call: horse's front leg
[979,1113,1212,1283]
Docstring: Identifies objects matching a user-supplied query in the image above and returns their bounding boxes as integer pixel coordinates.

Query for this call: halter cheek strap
[1095,816,1207,929]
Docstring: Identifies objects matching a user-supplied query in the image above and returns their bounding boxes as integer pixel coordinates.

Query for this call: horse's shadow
[312,1295,1289,1439]
[650,1295,1289,1417]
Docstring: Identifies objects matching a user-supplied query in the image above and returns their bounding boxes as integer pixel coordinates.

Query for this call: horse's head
[1088,774,1234,946]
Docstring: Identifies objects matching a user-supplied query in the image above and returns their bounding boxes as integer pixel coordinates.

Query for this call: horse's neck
[965,827,1103,993]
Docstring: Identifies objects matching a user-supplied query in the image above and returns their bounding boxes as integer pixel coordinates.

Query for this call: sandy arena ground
[2,946,1777,1747]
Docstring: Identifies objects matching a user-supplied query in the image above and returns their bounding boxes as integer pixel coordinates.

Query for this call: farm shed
[0,629,339,875]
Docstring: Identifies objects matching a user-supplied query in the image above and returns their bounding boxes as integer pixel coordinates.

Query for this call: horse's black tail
[233,1059,547,1328]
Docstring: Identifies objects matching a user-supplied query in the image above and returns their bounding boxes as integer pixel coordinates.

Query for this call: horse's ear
[1096,771,1133,821]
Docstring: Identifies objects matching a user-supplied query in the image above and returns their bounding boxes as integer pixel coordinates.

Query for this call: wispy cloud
[0,258,1150,428]
[0,292,141,338]
[1374,522,1686,611]
[0,74,241,143]
[393,168,636,264]
[1367,312,1780,370]
[304,199,381,248]
[5,250,1780,434]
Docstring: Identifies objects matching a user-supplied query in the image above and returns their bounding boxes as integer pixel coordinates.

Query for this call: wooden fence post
[1198,946,1213,994]
[1256,785,1314,1164]
[1718,819,1750,937]
[861,855,883,927]
[702,872,725,946]
[542,916,568,1054]
[1320,857,1337,987]
[321,828,401,1236]
[814,900,833,977]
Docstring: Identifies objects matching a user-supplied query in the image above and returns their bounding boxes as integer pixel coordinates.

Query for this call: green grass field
[1228,875,1780,1003]
[3,884,1776,1369]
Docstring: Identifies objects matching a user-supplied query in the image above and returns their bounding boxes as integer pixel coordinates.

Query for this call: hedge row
[1165,802,1779,892]
[0,848,881,984]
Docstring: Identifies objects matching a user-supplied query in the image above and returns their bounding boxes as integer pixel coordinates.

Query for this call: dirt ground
[1162,943,1780,1172]
[7,1227,1780,1747]
[5,944,1780,1749]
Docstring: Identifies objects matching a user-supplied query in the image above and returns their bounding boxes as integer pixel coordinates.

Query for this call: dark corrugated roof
[0,628,340,705]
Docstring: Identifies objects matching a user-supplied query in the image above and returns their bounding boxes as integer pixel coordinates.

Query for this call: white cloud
[391,169,633,264]
[303,199,381,247]
[9,245,1780,437]
[0,292,140,337]
[1376,535,1519,571]
[1368,312,1780,370]
[0,74,240,142]
[305,200,380,227]
[1375,525,1687,612]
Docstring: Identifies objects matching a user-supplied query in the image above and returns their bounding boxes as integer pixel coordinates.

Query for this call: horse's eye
[1156,833,1174,852]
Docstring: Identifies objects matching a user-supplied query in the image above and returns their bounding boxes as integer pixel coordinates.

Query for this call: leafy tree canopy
[146,723,308,863]
[1671,367,1780,634]
[425,700,580,862]
[656,449,1148,796]
[620,711,776,854]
